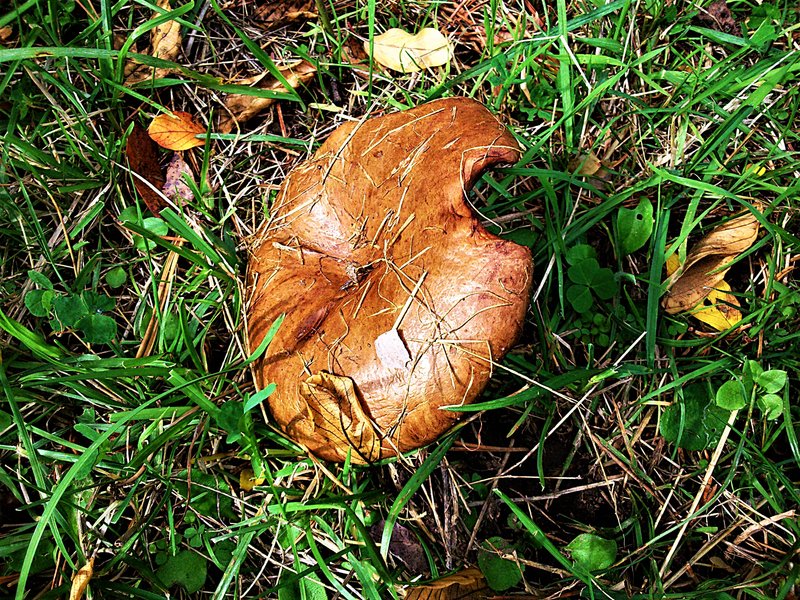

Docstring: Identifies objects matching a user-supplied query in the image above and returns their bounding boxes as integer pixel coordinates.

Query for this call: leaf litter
[125,122,166,215]
[367,28,453,73]
[663,208,761,330]
[217,60,317,133]
[124,0,182,85]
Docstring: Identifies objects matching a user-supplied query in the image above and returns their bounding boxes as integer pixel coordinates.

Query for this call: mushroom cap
[247,97,533,462]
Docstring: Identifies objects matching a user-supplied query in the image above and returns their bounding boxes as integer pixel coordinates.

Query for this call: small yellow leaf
[690,280,742,331]
[403,567,489,599]
[148,111,206,151]
[239,469,265,491]
[663,209,760,314]
[665,252,681,277]
[69,558,94,600]
[366,28,453,73]
[568,151,601,176]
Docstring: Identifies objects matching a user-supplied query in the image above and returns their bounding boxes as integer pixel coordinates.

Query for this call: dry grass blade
[69,558,94,600]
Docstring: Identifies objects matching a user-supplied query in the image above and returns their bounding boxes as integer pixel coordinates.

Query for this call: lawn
[1,0,799,598]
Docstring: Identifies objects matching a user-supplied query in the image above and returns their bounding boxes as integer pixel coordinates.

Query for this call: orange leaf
[148,111,206,150]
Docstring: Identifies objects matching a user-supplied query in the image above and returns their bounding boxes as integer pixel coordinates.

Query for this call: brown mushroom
[246,97,533,463]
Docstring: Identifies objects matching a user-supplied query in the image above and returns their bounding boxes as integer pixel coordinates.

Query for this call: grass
[1,0,799,598]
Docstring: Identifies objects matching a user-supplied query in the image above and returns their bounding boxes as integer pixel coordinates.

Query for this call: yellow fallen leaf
[69,558,94,600]
[665,252,681,277]
[299,371,382,463]
[402,567,489,599]
[125,0,182,85]
[663,209,760,314]
[218,60,317,134]
[690,280,742,331]
[148,111,206,151]
[568,151,602,176]
[239,469,265,491]
[366,28,453,73]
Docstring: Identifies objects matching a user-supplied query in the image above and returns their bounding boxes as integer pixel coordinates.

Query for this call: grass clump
[1,0,799,598]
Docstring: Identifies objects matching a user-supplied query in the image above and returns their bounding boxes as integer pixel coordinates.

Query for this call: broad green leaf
[743,360,763,393]
[477,537,524,592]
[105,266,127,288]
[756,369,787,394]
[568,258,599,285]
[27,270,53,289]
[24,289,55,317]
[757,393,783,420]
[567,284,593,313]
[716,379,746,411]
[617,197,654,255]
[157,550,207,594]
[565,533,617,572]
[661,384,728,450]
[565,244,596,265]
[78,314,117,344]
[53,294,87,328]
[83,290,115,313]
[0,409,11,431]
[591,267,616,300]
[277,571,328,600]
[135,217,168,251]
[217,401,243,444]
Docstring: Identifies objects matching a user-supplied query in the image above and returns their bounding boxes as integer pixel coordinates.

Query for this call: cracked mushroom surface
[246,97,533,463]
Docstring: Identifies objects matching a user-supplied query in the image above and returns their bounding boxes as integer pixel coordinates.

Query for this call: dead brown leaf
[403,567,490,600]
[126,122,166,215]
[218,60,317,133]
[663,210,760,315]
[163,153,195,202]
[125,0,182,85]
[0,26,14,46]
[69,558,94,600]
[148,111,206,151]
[697,0,736,33]
[254,0,316,28]
[371,519,428,576]
[568,151,602,176]
[298,371,382,463]
[341,38,373,78]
